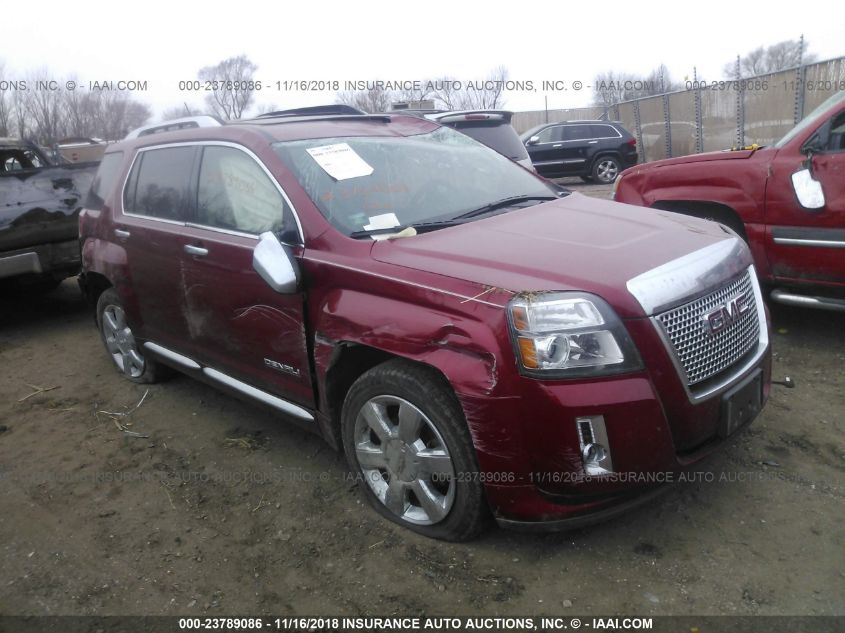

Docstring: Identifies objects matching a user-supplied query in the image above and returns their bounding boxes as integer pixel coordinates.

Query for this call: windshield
[273,126,554,236]
[775,90,845,149]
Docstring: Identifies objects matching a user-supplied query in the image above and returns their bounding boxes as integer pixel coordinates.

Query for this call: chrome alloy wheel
[596,158,620,183]
[101,304,145,378]
[353,395,456,525]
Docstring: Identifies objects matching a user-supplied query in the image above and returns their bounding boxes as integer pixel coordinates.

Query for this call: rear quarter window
[124,146,195,220]
[85,152,124,211]
[590,124,622,139]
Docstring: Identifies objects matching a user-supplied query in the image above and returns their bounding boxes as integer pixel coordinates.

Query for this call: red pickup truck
[614,90,845,311]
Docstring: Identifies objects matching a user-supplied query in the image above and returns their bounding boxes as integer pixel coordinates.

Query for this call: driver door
[765,106,845,285]
[179,144,314,408]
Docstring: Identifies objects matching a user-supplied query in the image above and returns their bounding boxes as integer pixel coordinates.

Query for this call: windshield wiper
[349,219,459,239]
[450,195,558,221]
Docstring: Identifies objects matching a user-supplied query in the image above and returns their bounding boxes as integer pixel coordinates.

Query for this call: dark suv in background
[521,120,638,183]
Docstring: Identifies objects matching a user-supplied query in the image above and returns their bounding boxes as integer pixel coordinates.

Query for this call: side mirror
[253,231,300,293]
[791,168,825,210]
[526,135,540,145]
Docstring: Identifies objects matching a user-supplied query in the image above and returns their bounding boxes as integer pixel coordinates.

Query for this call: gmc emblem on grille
[703,291,751,335]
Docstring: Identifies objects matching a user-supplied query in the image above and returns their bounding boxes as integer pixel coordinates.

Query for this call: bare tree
[198,55,258,120]
[0,60,11,136]
[161,104,203,121]
[337,67,511,113]
[592,64,678,106]
[22,69,67,144]
[255,102,281,115]
[336,87,394,113]
[724,38,818,77]
[10,85,30,138]
[427,77,461,110]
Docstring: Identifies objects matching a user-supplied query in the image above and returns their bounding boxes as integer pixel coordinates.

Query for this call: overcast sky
[2,0,843,119]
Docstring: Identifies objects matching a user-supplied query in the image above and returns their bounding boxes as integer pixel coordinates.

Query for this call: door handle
[552,144,562,148]
[114,229,130,240]
[588,140,599,144]
[184,244,209,257]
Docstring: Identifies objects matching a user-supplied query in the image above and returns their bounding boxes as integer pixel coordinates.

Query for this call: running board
[770,289,845,312]
[142,341,314,422]
[202,367,314,421]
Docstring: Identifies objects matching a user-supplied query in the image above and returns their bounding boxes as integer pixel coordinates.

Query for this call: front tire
[341,360,489,541]
[96,288,168,384]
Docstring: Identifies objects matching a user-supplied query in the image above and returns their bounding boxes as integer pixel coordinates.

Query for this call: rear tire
[592,156,622,184]
[96,288,169,384]
[341,360,489,541]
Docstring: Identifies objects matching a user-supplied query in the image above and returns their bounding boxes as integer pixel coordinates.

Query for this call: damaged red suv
[79,109,771,540]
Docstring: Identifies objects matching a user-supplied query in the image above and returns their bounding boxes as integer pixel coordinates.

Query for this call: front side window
[273,126,555,237]
[535,126,560,143]
[125,146,195,220]
[775,90,845,149]
[823,110,845,152]
[196,146,295,239]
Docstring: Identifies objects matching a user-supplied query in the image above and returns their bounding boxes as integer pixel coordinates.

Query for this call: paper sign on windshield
[306,143,374,180]
[363,213,401,231]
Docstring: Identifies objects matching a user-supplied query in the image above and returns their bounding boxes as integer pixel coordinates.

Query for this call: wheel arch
[650,199,748,241]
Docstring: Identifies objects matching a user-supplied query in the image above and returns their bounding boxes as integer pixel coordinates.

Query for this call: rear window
[449,122,530,161]
[124,147,195,221]
[85,152,124,211]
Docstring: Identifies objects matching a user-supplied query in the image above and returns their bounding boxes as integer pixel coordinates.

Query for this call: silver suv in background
[394,109,534,170]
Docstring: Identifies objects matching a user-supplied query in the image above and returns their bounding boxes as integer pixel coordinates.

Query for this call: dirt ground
[1,181,843,617]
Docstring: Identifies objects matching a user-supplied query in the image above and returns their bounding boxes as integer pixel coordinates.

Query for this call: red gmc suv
[79,109,771,540]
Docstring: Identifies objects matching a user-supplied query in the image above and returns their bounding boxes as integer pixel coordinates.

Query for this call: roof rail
[256,104,367,118]
[124,115,223,139]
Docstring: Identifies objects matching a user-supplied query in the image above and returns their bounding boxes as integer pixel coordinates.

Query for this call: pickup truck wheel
[341,360,489,541]
[96,288,165,384]
[592,156,621,184]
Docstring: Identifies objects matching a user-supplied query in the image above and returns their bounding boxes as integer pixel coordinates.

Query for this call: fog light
[576,416,613,475]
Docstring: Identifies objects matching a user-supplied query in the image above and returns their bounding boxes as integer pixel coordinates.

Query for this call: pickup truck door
[177,144,315,409]
[765,106,845,285]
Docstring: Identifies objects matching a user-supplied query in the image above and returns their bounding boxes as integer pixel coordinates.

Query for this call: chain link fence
[512,56,845,163]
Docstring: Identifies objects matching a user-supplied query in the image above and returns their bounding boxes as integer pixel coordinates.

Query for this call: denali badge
[264,358,301,376]
[703,291,751,335]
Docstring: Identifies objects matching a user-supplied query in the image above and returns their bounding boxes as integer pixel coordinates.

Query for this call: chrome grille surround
[656,270,761,387]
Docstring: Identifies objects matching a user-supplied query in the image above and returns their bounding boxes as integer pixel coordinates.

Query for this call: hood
[371,192,742,318]
[630,147,766,170]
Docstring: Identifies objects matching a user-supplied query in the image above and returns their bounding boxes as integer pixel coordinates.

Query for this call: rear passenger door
[559,124,594,174]
[178,143,315,408]
[118,145,197,349]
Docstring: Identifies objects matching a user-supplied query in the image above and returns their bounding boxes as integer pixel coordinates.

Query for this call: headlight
[507,292,642,378]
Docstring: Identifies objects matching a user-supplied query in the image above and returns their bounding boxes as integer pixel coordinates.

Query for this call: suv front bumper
[466,323,771,529]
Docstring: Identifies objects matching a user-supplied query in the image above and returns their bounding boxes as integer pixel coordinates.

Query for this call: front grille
[656,271,760,386]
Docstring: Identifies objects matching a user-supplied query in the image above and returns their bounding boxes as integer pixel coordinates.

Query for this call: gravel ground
[0,182,842,617]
